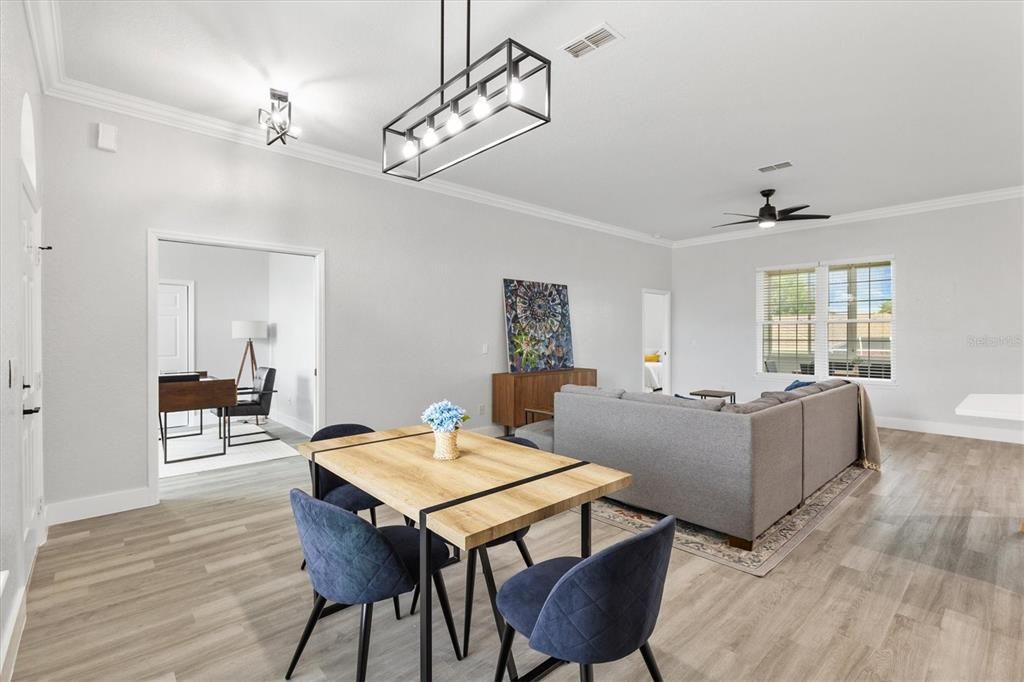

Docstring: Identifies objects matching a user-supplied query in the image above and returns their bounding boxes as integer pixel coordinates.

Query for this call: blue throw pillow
[785,380,815,391]
[672,394,696,400]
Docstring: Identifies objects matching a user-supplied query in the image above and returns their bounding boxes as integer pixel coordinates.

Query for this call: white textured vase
[433,430,460,461]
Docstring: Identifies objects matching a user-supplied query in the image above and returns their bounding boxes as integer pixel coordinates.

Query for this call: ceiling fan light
[758,220,776,229]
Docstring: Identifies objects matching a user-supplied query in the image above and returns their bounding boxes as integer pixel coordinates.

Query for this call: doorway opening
[148,232,324,486]
[641,289,671,394]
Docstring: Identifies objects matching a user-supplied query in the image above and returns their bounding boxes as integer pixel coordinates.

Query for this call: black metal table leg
[581,502,592,558]
[478,547,518,681]
[419,512,433,682]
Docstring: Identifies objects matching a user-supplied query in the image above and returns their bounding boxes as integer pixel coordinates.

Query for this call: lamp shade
[232,320,268,340]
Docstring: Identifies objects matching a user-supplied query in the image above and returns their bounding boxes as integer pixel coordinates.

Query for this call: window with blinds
[758,259,894,381]
[758,268,817,375]
[827,261,892,379]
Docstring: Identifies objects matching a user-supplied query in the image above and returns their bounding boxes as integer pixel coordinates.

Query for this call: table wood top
[296,427,632,550]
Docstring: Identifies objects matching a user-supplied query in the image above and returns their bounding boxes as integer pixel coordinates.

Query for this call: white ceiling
[55,0,1023,241]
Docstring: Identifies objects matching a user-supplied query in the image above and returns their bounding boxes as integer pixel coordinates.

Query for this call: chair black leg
[462,548,477,657]
[493,624,516,682]
[479,547,518,680]
[433,570,463,661]
[579,663,594,682]
[514,538,534,567]
[410,583,419,615]
[392,595,402,621]
[639,642,663,682]
[299,559,306,571]
[285,595,326,679]
[356,601,373,682]
[370,507,378,527]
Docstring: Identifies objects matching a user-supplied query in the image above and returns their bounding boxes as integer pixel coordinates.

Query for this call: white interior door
[20,179,44,531]
[642,290,672,395]
[158,281,194,427]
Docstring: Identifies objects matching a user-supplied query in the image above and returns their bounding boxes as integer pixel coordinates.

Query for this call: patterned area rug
[589,465,873,577]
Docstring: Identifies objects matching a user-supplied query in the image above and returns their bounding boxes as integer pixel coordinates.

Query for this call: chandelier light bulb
[271,109,285,126]
[473,86,491,120]
[423,118,439,147]
[446,105,464,134]
[509,77,524,103]
[402,132,417,159]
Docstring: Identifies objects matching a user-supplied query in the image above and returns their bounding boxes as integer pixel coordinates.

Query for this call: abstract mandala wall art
[502,279,574,372]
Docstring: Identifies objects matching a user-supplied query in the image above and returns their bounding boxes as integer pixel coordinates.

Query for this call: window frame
[756,256,896,385]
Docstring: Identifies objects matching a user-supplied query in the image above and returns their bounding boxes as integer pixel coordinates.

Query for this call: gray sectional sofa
[552,380,860,547]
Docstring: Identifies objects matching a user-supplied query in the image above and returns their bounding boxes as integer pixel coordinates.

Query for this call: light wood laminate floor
[13,429,1023,681]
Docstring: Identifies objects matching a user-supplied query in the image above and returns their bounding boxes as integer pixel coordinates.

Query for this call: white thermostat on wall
[97,123,118,152]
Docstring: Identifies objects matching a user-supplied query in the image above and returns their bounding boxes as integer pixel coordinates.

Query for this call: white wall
[40,96,672,517]
[671,198,1024,443]
[267,252,316,435]
[158,241,271,380]
[0,1,44,675]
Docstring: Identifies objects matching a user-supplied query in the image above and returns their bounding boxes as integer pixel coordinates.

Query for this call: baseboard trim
[876,416,1023,444]
[46,486,158,526]
[267,412,312,438]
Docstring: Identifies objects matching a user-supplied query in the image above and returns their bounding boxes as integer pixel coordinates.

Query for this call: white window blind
[758,259,894,381]
[758,268,817,375]
[827,261,893,379]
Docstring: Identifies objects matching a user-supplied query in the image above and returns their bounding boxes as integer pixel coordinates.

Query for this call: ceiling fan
[712,189,831,229]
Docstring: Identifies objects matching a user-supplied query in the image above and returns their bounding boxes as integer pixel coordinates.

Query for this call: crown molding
[22,0,670,249]
[672,185,1024,249]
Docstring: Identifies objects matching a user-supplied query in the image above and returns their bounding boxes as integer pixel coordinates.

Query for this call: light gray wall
[267,252,316,435]
[41,96,672,511]
[0,0,44,669]
[671,198,1024,443]
[158,241,271,380]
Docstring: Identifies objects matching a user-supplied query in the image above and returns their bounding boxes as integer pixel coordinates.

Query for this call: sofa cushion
[815,378,849,391]
[622,391,724,411]
[789,384,825,398]
[561,384,625,400]
[515,419,554,452]
[760,390,800,403]
[722,396,783,414]
[785,379,815,391]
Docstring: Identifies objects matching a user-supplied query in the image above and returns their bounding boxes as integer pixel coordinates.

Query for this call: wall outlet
[481,343,489,355]
[478,404,486,416]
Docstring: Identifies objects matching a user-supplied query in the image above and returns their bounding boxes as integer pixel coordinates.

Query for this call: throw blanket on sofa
[857,383,883,471]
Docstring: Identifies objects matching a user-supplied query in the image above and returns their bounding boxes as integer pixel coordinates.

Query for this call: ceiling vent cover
[758,161,793,173]
[563,23,621,58]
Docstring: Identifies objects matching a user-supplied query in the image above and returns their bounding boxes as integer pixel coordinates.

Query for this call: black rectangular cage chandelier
[382,0,551,182]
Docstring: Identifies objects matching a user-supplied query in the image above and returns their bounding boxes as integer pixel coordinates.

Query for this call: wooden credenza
[492,367,597,431]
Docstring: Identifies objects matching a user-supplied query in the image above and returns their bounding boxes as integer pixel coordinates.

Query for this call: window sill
[754,372,898,388]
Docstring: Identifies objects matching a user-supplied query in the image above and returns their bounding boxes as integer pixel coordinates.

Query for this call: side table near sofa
[690,389,736,404]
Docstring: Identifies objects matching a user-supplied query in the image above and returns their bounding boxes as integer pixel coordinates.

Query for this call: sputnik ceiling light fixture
[258,88,298,146]
[382,0,551,181]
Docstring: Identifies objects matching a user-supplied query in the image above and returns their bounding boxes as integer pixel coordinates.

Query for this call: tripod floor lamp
[232,320,268,387]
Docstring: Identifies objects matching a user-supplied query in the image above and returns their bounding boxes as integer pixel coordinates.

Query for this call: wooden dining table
[295,425,632,682]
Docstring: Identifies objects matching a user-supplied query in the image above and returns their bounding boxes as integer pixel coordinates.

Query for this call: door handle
[23,406,40,415]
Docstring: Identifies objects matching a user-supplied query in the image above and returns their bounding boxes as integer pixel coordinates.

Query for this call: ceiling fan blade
[711,218,758,229]
[778,204,810,215]
[723,212,759,218]
[778,214,831,221]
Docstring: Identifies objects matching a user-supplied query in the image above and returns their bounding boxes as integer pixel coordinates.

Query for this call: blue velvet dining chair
[493,515,676,682]
[309,424,385,525]
[286,489,462,681]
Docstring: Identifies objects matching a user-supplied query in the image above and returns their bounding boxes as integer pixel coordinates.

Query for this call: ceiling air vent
[758,161,793,173]
[563,23,621,58]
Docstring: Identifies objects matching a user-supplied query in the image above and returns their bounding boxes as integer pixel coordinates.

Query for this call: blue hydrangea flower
[421,400,468,432]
